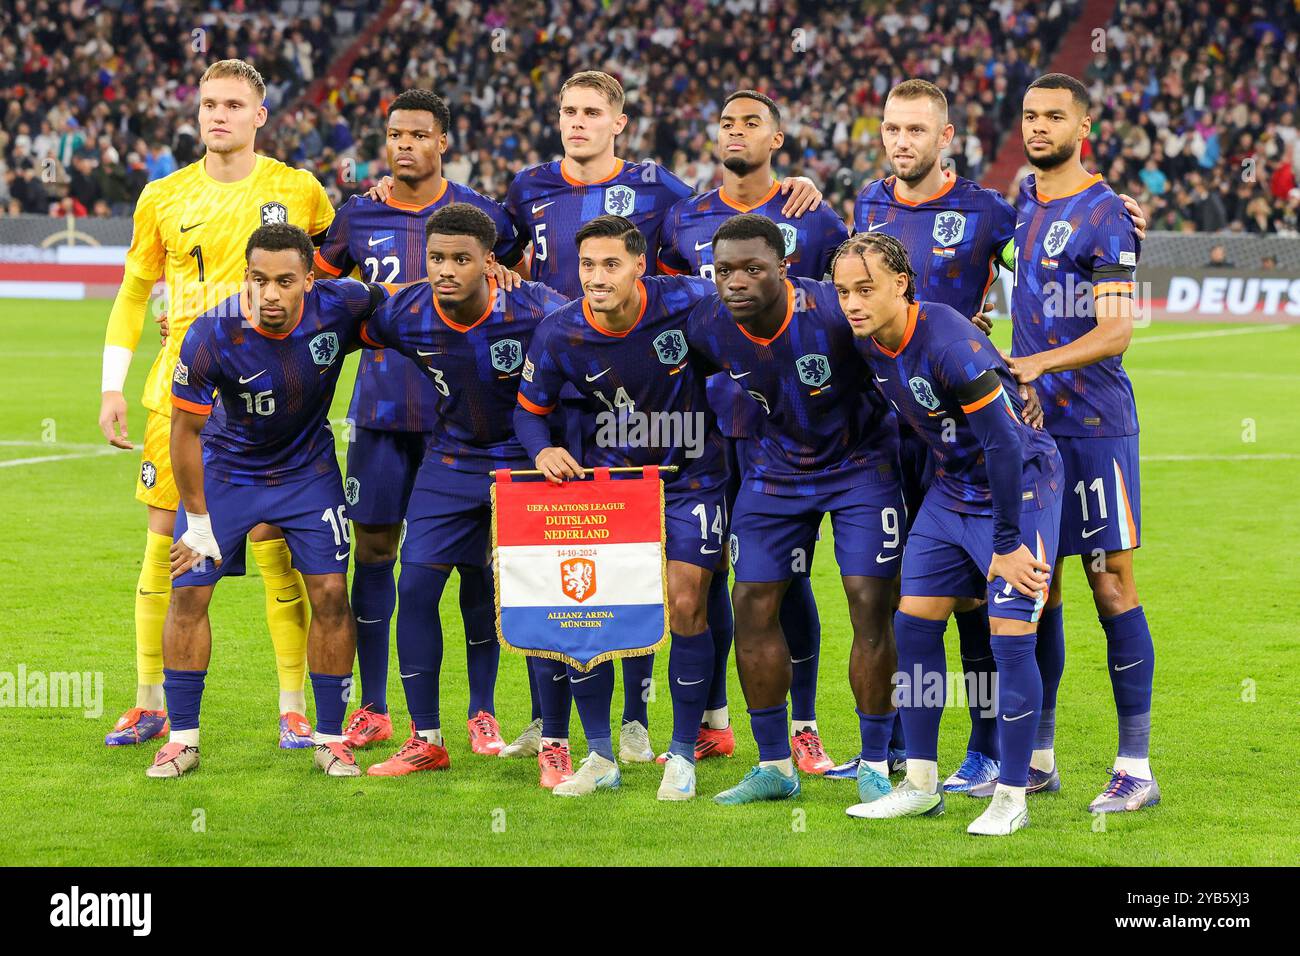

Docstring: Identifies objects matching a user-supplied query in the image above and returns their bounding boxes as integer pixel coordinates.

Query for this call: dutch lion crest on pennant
[560,558,596,603]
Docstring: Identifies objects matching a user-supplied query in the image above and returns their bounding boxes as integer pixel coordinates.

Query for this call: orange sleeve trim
[360,322,382,348]
[172,395,213,415]
[961,385,1004,415]
[517,393,555,416]
[656,258,684,276]
[1093,281,1134,296]
[313,250,344,277]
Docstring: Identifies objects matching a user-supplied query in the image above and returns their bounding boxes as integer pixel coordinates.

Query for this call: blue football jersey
[172,278,383,485]
[361,278,569,473]
[1010,173,1140,437]
[316,181,519,433]
[687,277,898,496]
[855,301,1059,515]
[854,171,1016,320]
[517,275,727,489]
[658,183,850,440]
[504,159,694,300]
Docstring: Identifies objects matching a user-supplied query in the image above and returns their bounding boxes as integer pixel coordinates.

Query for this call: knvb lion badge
[492,466,669,671]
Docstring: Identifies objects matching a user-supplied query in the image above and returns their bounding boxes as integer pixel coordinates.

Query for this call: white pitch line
[1132,324,1291,345]
[0,449,116,468]
[1141,453,1300,462]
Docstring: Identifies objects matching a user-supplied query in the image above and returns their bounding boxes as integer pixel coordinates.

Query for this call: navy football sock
[1034,603,1065,751]
[396,564,449,732]
[989,633,1043,788]
[620,653,653,727]
[526,656,542,722]
[705,572,733,712]
[668,630,714,762]
[857,708,894,764]
[890,710,906,751]
[310,671,352,737]
[783,576,822,723]
[534,657,572,739]
[458,564,500,717]
[1101,605,1155,759]
[893,611,947,762]
[350,558,396,714]
[749,703,791,763]
[956,606,999,759]
[162,668,206,732]
[570,660,615,761]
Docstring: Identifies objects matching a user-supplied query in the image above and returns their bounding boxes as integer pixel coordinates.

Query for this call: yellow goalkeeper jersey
[116,154,335,415]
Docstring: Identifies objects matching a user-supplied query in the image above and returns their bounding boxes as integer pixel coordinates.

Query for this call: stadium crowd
[1,0,1297,235]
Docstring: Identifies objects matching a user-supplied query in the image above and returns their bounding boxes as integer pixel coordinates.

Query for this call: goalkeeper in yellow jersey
[97,59,335,748]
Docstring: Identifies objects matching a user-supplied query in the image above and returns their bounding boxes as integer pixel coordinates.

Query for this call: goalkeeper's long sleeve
[101,271,156,392]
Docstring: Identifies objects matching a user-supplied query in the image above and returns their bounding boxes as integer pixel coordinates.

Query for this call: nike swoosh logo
[790,654,815,664]
[368,235,392,247]
[138,588,165,596]
[238,371,266,384]
[676,678,705,686]
[875,552,899,563]
[1016,221,1027,229]
[694,240,712,250]
[357,617,382,624]
[700,546,719,554]
[1081,526,1108,538]
[867,221,889,232]
[728,370,751,380]
[400,672,419,679]
[532,201,555,215]
[585,368,611,382]
[873,376,889,384]
[552,673,567,682]
[416,350,443,356]
[275,596,298,604]
[570,673,597,683]
[335,550,348,561]
[468,638,492,646]
[992,593,1017,604]
[180,222,203,233]
[1114,660,1144,671]
[1002,711,1033,721]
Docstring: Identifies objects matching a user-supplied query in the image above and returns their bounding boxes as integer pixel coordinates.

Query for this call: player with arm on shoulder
[657,90,850,771]
[514,215,728,801]
[98,59,336,751]
[350,203,571,782]
[312,89,525,755]
[836,232,1063,836]
[1004,74,1158,813]
[683,215,903,808]
[149,224,390,779]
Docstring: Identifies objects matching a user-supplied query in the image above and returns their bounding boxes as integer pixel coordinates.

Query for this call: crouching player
[836,232,1062,836]
[149,224,387,779]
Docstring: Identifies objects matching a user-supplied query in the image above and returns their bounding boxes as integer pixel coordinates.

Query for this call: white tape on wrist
[102,345,133,393]
[181,512,222,562]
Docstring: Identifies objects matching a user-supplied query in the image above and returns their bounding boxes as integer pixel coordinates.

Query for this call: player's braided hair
[426,202,498,251]
[830,233,917,303]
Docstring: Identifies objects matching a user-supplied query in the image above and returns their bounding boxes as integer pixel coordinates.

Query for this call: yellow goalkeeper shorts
[134,410,180,510]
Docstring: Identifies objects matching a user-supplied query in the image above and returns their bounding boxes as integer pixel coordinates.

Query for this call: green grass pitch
[1,301,1297,866]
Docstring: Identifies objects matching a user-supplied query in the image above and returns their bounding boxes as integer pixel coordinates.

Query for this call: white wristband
[102,345,133,393]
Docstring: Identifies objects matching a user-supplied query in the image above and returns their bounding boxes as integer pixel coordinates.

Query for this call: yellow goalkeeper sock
[134,531,171,709]
[251,538,309,711]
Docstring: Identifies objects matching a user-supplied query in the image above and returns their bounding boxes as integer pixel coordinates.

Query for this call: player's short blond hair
[559,71,625,113]
[886,79,949,124]
[199,59,267,102]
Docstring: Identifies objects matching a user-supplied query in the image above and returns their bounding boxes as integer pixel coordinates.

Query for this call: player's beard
[722,155,763,177]
[1025,138,1075,171]
[892,152,937,185]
